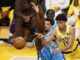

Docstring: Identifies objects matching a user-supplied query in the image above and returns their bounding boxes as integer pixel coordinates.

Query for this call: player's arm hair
[61,27,75,51]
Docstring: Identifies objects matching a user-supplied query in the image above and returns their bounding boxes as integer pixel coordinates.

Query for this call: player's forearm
[40,38,53,46]
[61,44,73,51]
[62,27,75,51]
[26,42,35,47]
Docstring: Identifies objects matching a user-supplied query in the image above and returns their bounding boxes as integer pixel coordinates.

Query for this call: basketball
[13,37,26,49]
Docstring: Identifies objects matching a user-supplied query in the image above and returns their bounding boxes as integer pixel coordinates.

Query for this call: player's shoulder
[69,25,75,33]
[69,25,75,30]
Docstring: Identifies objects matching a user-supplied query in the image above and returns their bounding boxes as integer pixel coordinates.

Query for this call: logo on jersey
[59,37,69,46]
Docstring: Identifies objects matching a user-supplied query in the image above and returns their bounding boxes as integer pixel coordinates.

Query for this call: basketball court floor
[0,41,37,60]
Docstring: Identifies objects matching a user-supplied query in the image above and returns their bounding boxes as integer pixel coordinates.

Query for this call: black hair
[46,9,55,20]
[55,14,67,21]
[45,18,54,25]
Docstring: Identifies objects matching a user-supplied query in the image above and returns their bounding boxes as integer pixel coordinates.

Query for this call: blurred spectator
[38,0,46,13]
[62,0,72,14]
[0,7,10,26]
[0,0,15,26]
[45,0,70,12]
[46,9,57,31]
[0,0,15,8]
[67,0,80,41]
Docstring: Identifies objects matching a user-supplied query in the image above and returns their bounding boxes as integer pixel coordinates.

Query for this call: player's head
[45,18,54,32]
[46,9,55,20]
[56,14,67,29]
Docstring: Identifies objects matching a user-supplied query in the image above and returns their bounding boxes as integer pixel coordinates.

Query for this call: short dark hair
[45,18,54,25]
[46,9,55,20]
[46,9,55,15]
[55,14,67,21]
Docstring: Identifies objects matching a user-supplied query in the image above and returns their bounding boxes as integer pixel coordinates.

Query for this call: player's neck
[59,25,66,34]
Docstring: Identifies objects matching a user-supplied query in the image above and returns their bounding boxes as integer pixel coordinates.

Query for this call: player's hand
[23,15,31,23]
[31,2,39,13]
[26,42,34,48]
[10,38,15,43]
[54,48,61,53]
[35,33,44,39]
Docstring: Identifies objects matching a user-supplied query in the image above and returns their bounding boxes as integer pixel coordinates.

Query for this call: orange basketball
[13,37,26,49]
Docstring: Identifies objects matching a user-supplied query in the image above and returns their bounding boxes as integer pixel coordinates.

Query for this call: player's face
[45,21,52,31]
[57,20,66,29]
